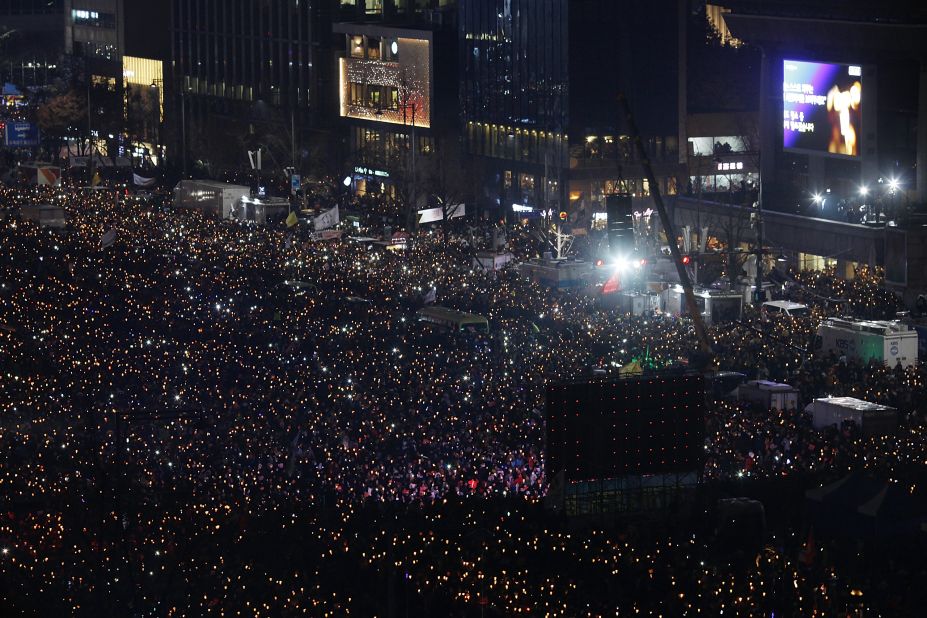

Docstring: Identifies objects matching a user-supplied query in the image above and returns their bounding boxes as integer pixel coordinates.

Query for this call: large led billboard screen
[783,60,862,157]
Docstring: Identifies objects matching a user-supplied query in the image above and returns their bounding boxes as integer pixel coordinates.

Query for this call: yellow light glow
[339,37,431,128]
[123,56,164,120]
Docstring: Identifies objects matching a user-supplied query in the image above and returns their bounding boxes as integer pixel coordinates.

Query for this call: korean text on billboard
[783,60,861,157]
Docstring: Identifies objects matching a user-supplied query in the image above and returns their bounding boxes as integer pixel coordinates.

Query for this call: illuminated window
[368,87,381,108]
[688,137,713,156]
[547,179,559,197]
[519,173,535,197]
[350,36,364,59]
[504,170,512,189]
[72,9,114,28]
[349,82,364,105]
[367,37,381,61]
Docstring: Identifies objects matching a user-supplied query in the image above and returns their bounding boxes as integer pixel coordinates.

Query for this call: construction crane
[618,94,713,355]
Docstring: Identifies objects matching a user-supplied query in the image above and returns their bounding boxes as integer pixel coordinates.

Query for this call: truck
[230,196,290,225]
[737,380,799,411]
[815,318,918,368]
[662,285,743,325]
[811,396,897,437]
[173,180,250,219]
[616,291,661,316]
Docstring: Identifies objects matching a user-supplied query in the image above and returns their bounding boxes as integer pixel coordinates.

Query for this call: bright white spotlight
[859,186,869,197]
[889,178,899,192]
[812,193,822,204]
[343,175,352,187]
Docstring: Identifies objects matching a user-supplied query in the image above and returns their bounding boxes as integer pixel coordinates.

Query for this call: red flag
[602,273,621,295]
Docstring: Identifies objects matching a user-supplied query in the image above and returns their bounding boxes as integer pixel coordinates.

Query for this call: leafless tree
[420,133,475,248]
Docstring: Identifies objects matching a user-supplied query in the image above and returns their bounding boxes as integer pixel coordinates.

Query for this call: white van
[761,301,810,317]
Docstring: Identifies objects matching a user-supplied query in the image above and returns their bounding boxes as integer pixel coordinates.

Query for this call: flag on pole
[422,287,437,305]
[91,171,102,187]
[313,205,339,231]
[100,229,116,249]
[285,210,298,228]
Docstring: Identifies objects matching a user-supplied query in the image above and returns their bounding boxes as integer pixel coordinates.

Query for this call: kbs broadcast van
[815,318,918,368]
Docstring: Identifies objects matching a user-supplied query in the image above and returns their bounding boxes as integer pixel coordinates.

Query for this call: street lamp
[887,177,900,221]
[86,77,102,183]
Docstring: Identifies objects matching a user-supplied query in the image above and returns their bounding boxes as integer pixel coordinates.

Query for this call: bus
[416,306,489,333]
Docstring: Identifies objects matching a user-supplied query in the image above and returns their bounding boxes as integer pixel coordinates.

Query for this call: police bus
[416,306,489,333]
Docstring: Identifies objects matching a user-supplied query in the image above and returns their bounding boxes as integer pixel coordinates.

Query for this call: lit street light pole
[889,177,899,220]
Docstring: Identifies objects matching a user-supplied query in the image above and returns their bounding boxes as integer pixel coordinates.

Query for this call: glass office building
[460,0,686,219]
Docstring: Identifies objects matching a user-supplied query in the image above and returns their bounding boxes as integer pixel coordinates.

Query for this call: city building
[170,0,334,174]
[338,0,456,25]
[705,3,741,47]
[334,16,458,199]
[686,111,759,204]
[696,0,927,305]
[0,0,64,87]
[459,0,687,224]
[721,0,927,208]
[64,0,124,80]
[121,3,170,164]
[61,2,170,165]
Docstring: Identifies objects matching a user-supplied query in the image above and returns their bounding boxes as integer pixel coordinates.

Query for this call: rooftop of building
[723,0,927,24]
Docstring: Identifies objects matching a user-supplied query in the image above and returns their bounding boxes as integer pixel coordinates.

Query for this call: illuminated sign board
[716,161,744,171]
[5,121,40,146]
[783,60,862,157]
[354,167,389,178]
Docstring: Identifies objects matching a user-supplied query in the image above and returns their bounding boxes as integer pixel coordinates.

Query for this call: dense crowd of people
[1,182,926,615]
